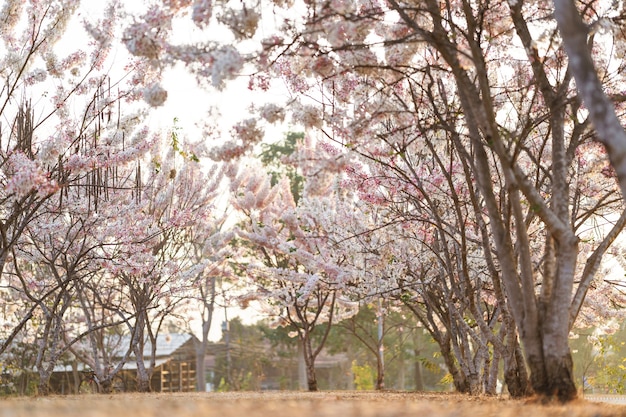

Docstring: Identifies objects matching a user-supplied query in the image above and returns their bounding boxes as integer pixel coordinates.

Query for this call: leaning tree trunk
[439,335,469,393]
[552,0,626,200]
[502,338,532,398]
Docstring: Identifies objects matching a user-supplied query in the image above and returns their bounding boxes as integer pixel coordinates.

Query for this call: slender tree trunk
[502,342,532,398]
[298,343,307,390]
[72,361,81,394]
[131,314,152,392]
[413,353,424,391]
[376,300,384,390]
[99,377,113,393]
[195,318,212,391]
[306,363,318,391]
[553,0,626,199]
[440,338,469,393]
[135,358,152,392]
[301,335,318,391]
[195,342,207,392]
[375,354,385,390]
[486,348,498,395]
[196,274,215,391]
[37,373,52,396]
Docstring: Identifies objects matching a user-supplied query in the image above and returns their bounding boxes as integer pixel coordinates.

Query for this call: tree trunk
[196,345,207,392]
[502,343,531,397]
[99,377,113,394]
[413,356,424,391]
[301,335,318,391]
[535,237,578,401]
[413,348,424,391]
[195,333,209,392]
[298,343,307,390]
[376,299,385,390]
[134,340,152,392]
[136,366,152,393]
[306,363,318,391]
[486,348,498,395]
[375,354,385,390]
[196,274,215,391]
[37,366,54,395]
[440,340,469,393]
[72,361,81,394]
[543,353,576,401]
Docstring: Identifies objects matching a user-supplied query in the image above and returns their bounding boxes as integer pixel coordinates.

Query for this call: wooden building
[118,333,197,392]
[50,333,197,394]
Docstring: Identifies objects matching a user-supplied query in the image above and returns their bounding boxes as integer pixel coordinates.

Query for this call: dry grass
[1,391,626,417]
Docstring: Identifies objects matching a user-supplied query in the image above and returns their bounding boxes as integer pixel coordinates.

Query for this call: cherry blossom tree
[4,0,623,401]
[88,135,225,392]
[0,4,161,393]
[229,134,359,391]
[0,106,157,395]
[185,219,234,392]
[235,0,626,402]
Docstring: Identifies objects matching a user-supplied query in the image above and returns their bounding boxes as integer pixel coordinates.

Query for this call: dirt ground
[2,391,626,417]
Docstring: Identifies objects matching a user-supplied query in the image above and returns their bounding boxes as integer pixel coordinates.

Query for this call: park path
[585,394,626,405]
[1,391,626,417]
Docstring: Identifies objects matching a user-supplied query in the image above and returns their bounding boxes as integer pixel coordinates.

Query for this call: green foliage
[170,117,200,162]
[588,332,626,393]
[329,303,446,391]
[571,324,626,394]
[351,361,375,390]
[212,318,271,391]
[0,341,38,396]
[216,377,230,392]
[439,373,455,388]
[258,132,305,203]
[419,355,444,374]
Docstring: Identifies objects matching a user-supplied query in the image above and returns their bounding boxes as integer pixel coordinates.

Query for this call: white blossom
[142,83,168,107]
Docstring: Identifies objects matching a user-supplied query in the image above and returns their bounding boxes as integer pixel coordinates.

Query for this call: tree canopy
[2,0,626,402]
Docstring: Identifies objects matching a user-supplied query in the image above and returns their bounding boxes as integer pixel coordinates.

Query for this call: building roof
[114,333,194,359]
[52,333,195,373]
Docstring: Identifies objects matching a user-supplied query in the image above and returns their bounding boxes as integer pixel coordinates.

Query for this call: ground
[2,391,626,417]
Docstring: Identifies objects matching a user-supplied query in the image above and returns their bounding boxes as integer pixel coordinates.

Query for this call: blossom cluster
[217,7,260,40]
[142,83,168,107]
[208,45,244,89]
[3,152,59,199]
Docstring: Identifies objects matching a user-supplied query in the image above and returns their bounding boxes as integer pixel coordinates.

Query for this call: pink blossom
[291,102,322,129]
[258,103,285,123]
[23,69,47,85]
[0,0,23,37]
[217,8,260,40]
[192,0,213,28]
[209,141,248,161]
[232,118,264,144]
[4,152,59,198]
[209,45,244,89]
[310,55,336,78]
[248,74,271,91]
[142,83,168,107]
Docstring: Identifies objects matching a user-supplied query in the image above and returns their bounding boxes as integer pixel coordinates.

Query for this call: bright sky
[68,0,286,341]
